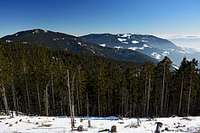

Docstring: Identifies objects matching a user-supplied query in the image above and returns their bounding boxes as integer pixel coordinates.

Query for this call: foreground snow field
[0,114,200,133]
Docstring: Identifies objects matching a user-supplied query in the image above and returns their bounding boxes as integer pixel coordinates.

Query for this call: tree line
[0,42,200,117]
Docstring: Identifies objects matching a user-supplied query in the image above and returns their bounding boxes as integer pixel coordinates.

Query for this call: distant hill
[0,29,157,64]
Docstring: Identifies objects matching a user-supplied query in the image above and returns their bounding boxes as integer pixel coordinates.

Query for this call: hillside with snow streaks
[81,33,200,65]
[0,29,157,64]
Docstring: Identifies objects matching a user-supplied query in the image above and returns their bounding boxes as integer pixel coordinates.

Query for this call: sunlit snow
[0,114,200,133]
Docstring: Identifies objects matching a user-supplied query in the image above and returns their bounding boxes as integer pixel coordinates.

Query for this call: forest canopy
[0,42,199,117]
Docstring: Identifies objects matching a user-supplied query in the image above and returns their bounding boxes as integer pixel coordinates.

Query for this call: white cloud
[155,34,200,52]
[170,37,200,52]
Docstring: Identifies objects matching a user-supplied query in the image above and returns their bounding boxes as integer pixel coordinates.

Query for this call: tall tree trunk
[23,62,31,114]
[97,86,101,116]
[51,73,55,115]
[76,67,81,115]
[144,73,148,116]
[86,92,90,117]
[1,85,9,115]
[2,85,9,115]
[76,85,80,115]
[146,74,151,116]
[25,75,31,114]
[178,75,184,115]
[36,82,41,115]
[160,64,166,116]
[66,70,75,130]
[187,75,192,116]
[11,80,18,116]
[60,100,63,115]
[16,97,19,113]
[71,72,76,118]
[45,81,50,116]
[67,70,72,115]
[164,83,168,115]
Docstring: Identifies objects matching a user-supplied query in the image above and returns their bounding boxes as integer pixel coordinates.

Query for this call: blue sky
[0,0,200,37]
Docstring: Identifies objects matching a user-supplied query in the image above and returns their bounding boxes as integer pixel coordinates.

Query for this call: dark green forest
[0,42,200,117]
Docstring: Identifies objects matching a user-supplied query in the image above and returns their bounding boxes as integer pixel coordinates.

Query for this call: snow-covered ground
[0,114,200,133]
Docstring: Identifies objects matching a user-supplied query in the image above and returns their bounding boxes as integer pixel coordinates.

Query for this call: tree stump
[88,120,91,128]
[77,125,84,132]
[155,122,163,133]
[137,118,141,126]
[111,125,117,133]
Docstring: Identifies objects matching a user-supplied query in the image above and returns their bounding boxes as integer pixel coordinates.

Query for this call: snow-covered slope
[81,33,200,65]
[0,115,200,133]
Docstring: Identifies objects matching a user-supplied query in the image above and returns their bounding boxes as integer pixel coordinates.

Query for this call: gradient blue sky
[0,0,200,37]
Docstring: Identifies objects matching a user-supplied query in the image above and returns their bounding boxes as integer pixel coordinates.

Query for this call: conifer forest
[0,42,199,118]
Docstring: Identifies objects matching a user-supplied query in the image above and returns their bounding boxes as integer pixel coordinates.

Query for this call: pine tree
[157,57,172,116]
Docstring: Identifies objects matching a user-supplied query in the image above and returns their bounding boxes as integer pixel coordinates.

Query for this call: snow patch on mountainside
[143,44,151,48]
[142,40,148,42]
[6,40,12,43]
[132,40,139,44]
[162,51,170,56]
[128,47,138,51]
[128,47,144,51]
[53,38,65,41]
[128,44,151,51]
[100,44,106,47]
[151,52,161,59]
[32,30,40,34]
[78,42,82,46]
[118,38,127,42]
[120,33,132,38]
[114,46,122,49]
[122,42,129,44]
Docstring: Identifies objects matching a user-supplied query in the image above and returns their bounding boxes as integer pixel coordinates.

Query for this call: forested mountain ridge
[0,29,157,64]
[0,39,199,117]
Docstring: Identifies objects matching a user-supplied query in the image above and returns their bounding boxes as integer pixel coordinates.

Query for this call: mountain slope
[81,33,200,65]
[0,29,157,64]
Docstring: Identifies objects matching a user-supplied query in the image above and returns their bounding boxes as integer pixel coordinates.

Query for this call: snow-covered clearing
[0,115,200,133]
